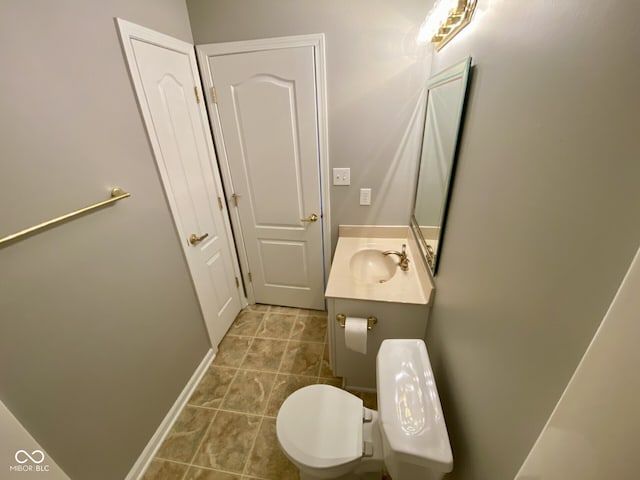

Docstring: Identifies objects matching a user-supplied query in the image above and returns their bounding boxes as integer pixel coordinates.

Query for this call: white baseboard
[125,348,215,480]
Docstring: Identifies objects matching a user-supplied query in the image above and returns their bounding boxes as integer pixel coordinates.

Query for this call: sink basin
[349,249,397,284]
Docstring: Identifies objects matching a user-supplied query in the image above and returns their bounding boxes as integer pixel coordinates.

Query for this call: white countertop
[325,226,435,305]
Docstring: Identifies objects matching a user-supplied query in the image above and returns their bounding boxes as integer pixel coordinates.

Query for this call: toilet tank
[376,339,453,480]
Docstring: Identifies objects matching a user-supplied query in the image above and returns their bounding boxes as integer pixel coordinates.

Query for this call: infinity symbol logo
[14,450,45,464]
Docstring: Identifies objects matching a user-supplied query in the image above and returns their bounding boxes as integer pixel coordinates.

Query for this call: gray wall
[3,2,638,479]
[423,2,640,479]
[186,2,640,479]
[187,4,640,480]
[515,247,640,480]
[186,0,433,248]
[0,2,210,479]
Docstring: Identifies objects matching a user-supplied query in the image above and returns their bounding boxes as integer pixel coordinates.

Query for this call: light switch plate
[333,168,350,185]
[360,188,371,205]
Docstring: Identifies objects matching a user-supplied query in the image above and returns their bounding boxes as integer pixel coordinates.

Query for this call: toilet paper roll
[344,316,368,354]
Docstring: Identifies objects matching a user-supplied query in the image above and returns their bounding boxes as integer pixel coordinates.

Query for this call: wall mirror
[411,57,472,274]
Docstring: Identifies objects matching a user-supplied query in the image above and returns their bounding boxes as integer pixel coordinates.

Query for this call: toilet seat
[276,385,364,469]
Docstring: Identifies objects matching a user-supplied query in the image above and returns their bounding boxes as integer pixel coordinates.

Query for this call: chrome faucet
[383,244,410,271]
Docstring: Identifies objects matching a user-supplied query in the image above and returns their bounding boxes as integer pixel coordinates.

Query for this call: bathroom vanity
[325,226,435,390]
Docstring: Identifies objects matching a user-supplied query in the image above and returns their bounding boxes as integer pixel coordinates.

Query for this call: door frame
[196,34,331,305]
[116,19,248,343]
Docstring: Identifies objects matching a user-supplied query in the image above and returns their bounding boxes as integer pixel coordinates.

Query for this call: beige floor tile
[245,418,299,479]
[245,304,269,312]
[188,366,237,408]
[213,336,252,368]
[222,370,276,414]
[318,343,336,378]
[255,313,296,339]
[290,315,327,343]
[192,411,261,473]
[184,466,241,480]
[155,407,216,463]
[268,305,301,315]
[280,341,323,376]
[142,459,188,480]
[297,308,328,317]
[319,377,343,388]
[228,311,264,336]
[240,338,287,372]
[147,306,369,480]
[265,374,318,417]
[349,390,378,410]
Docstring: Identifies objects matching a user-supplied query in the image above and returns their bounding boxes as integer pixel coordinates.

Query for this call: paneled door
[117,20,243,348]
[197,36,330,310]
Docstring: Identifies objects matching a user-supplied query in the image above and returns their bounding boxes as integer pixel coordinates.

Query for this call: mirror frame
[411,57,472,275]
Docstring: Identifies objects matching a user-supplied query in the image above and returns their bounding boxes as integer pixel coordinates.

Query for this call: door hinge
[194,86,201,104]
[248,272,252,282]
[235,277,240,288]
[211,87,218,104]
[217,196,223,210]
[232,192,240,206]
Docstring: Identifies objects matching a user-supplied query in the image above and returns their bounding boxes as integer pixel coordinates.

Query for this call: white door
[117,20,243,348]
[197,36,330,310]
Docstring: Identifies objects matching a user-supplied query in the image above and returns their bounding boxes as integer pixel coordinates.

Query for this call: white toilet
[276,339,453,480]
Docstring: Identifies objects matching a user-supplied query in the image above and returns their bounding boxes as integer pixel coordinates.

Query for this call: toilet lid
[276,385,363,469]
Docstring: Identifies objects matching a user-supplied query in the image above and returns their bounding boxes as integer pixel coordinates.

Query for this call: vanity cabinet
[327,298,431,390]
[325,226,435,391]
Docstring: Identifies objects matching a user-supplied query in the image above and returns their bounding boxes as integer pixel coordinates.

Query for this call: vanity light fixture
[417,0,477,51]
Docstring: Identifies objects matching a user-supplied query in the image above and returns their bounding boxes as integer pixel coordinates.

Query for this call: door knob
[301,213,319,223]
[189,232,209,245]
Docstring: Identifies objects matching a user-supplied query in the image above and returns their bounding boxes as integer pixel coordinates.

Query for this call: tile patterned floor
[143,304,377,480]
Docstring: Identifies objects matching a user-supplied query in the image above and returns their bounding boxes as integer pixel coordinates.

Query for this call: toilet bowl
[276,339,453,480]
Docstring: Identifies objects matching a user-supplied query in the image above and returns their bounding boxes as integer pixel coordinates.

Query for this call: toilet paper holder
[336,313,377,331]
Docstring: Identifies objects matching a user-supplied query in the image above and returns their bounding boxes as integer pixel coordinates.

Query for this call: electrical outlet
[333,168,350,185]
[360,188,372,205]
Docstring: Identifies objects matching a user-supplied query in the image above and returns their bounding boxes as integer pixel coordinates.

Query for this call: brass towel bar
[0,187,130,247]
